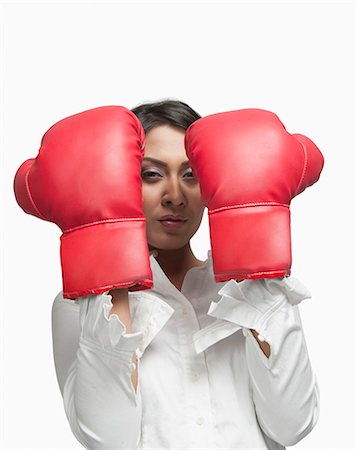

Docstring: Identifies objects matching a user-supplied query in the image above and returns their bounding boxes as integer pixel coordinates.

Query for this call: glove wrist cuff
[60,219,153,299]
[208,204,292,282]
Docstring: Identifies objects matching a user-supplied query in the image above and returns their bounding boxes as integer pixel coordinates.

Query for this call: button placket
[174,289,214,443]
[195,416,205,426]
[191,371,200,381]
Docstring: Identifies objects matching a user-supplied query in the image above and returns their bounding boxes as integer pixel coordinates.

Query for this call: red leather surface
[14,106,153,298]
[185,108,324,281]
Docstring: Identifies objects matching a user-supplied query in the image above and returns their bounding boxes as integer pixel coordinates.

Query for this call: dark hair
[131,98,201,133]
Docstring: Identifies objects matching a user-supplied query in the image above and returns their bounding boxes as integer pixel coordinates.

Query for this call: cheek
[142,184,159,216]
[189,189,204,210]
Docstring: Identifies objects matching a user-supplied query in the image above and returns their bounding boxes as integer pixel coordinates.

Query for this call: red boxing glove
[14,106,153,299]
[185,108,324,282]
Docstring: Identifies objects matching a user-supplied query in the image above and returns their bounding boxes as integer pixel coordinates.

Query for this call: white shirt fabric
[51,249,320,450]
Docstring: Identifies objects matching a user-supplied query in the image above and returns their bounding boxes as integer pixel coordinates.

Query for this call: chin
[147,234,191,251]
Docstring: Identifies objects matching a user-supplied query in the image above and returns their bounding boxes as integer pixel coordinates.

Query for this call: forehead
[144,125,186,162]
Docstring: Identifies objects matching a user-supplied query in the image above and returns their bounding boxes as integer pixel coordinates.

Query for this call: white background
[1,1,355,449]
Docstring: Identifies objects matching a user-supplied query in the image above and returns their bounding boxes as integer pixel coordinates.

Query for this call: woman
[51,99,320,449]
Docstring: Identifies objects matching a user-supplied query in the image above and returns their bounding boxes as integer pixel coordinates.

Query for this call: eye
[141,168,196,180]
[183,169,195,179]
[141,170,162,179]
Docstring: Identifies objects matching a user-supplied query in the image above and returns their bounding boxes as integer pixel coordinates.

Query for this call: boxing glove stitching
[66,279,152,298]
[220,270,288,278]
[25,167,48,220]
[294,139,308,197]
[208,202,290,214]
[63,217,146,233]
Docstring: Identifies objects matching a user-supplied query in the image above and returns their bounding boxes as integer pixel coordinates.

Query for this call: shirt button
[196,416,204,426]
[192,372,200,381]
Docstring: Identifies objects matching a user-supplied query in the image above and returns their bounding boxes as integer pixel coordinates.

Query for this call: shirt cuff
[192,318,242,354]
[78,291,175,362]
[123,291,175,358]
[193,275,312,354]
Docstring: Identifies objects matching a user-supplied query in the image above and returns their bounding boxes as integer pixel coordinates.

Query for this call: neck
[150,243,199,276]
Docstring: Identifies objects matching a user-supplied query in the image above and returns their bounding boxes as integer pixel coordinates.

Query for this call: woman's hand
[108,288,131,326]
[106,287,140,391]
[250,329,271,358]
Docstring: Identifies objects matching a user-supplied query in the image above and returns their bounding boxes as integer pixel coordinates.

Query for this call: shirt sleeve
[193,275,320,447]
[51,290,174,450]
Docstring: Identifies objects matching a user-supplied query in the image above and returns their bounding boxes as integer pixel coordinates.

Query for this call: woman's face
[141,124,205,251]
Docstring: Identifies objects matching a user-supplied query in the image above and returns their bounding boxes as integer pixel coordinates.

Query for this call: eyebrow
[142,157,190,167]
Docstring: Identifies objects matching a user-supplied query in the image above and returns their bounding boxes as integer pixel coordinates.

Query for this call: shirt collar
[147,249,213,303]
[124,250,213,357]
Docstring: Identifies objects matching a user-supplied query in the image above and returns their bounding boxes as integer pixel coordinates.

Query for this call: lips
[158,215,188,230]
[158,215,188,222]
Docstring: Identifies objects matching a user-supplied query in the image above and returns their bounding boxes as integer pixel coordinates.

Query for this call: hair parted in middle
[131,98,201,133]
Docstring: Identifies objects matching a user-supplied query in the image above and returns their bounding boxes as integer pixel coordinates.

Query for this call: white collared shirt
[52,249,320,450]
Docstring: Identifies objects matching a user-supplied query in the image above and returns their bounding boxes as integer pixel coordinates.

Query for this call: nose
[161,177,186,208]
